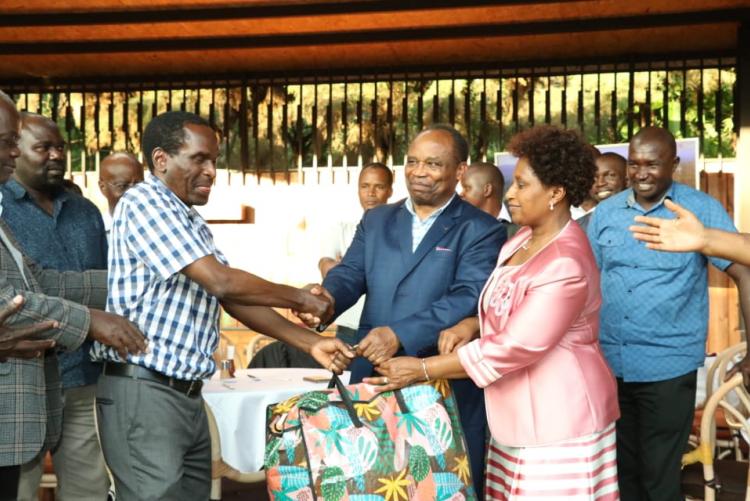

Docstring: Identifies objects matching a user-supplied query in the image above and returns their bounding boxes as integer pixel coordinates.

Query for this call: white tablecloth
[203,368,349,473]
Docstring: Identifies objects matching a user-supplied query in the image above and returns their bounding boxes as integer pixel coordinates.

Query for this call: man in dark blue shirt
[1,112,109,501]
[588,127,750,500]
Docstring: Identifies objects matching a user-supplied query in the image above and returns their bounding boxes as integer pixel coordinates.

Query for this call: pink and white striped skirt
[485,423,619,500]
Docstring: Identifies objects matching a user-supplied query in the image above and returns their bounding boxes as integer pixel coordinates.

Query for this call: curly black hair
[507,125,596,207]
[142,111,214,172]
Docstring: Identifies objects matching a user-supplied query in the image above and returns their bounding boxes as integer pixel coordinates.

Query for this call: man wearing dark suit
[316,124,506,496]
[0,91,147,501]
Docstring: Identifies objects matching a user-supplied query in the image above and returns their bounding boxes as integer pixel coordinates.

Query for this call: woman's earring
[548,201,555,211]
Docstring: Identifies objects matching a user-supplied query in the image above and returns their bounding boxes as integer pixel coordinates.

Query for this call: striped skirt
[485,423,619,500]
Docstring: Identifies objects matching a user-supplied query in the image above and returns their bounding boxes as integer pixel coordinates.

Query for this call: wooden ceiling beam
[1,7,746,56]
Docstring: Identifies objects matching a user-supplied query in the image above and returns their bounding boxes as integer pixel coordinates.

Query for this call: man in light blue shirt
[588,126,750,501]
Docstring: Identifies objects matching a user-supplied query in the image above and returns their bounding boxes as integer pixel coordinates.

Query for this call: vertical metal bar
[151,89,158,122]
[37,92,43,114]
[402,78,409,150]
[282,82,289,182]
[357,81,363,165]
[94,91,101,151]
[497,75,503,146]
[528,74,535,127]
[65,90,73,178]
[80,91,87,172]
[577,72,584,131]
[313,80,319,166]
[269,82,274,182]
[194,87,201,116]
[223,86,231,169]
[680,65,687,137]
[465,77,472,147]
[512,75,519,132]
[611,71,618,141]
[51,91,59,123]
[561,74,567,129]
[595,72,601,143]
[371,78,378,163]
[449,78,456,126]
[698,63,705,149]
[108,91,115,147]
[645,67,652,127]
[297,83,304,170]
[342,78,349,168]
[252,83,259,178]
[663,63,669,128]
[328,79,335,167]
[137,87,144,141]
[417,78,424,131]
[181,87,187,112]
[240,83,250,176]
[209,86,216,130]
[167,84,173,112]
[716,66,723,152]
[627,64,635,139]
[387,78,394,164]
[545,72,551,125]
[433,79,440,124]
[122,89,130,143]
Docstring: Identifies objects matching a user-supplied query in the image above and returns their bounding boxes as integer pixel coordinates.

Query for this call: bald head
[460,162,505,217]
[99,152,144,213]
[0,91,20,184]
[631,126,677,157]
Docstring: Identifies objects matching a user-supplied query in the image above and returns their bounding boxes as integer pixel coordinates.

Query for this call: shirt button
[627,290,632,293]
[624,315,629,320]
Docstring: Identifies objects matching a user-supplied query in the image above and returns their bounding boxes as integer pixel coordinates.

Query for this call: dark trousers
[0,465,20,501]
[96,374,211,501]
[616,371,697,501]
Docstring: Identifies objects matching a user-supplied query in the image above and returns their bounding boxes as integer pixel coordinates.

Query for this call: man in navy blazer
[319,124,506,495]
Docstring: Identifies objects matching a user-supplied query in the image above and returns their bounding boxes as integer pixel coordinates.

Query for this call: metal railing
[4,57,736,181]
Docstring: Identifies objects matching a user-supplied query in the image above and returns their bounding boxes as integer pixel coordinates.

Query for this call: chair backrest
[706,343,748,403]
[695,373,750,501]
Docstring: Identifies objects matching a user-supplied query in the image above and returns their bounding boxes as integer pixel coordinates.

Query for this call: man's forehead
[22,118,62,140]
[0,102,20,134]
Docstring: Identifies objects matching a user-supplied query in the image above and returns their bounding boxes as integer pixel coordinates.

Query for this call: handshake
[293,284,336,330]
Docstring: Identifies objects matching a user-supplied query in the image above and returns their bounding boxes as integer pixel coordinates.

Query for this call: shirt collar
[5,178,71,205]
[147,175,201,221]
[404,193,456,222]
[625,182,675,212]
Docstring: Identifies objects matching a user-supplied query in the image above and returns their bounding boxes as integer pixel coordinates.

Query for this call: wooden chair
[682,373,750,501]
[205,401,265,501]
[690,343,748,461]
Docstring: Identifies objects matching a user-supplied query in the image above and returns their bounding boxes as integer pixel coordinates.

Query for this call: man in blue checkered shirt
[588,126,750,501]
[91,111,354,501]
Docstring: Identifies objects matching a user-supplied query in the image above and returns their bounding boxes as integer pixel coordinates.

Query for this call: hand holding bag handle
[328,372,411,429]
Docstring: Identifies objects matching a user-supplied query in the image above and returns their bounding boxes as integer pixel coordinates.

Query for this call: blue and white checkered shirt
[90,175,227,380]
[404,194,456,252]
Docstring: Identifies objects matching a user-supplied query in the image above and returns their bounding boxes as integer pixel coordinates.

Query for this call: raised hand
[0,295,58,361]
[630,199,707,253]
[357,326,400,366]
[88,309,148,360]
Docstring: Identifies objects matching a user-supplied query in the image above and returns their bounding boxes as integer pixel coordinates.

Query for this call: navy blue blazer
[323,195,507,383]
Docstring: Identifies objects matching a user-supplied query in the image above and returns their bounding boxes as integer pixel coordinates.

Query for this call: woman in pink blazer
[368,126,620,500]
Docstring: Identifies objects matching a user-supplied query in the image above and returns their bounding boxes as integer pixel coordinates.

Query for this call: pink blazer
[457,221,619,447]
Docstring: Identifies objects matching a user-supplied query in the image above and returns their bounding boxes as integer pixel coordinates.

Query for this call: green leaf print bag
[264,374,477,501]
